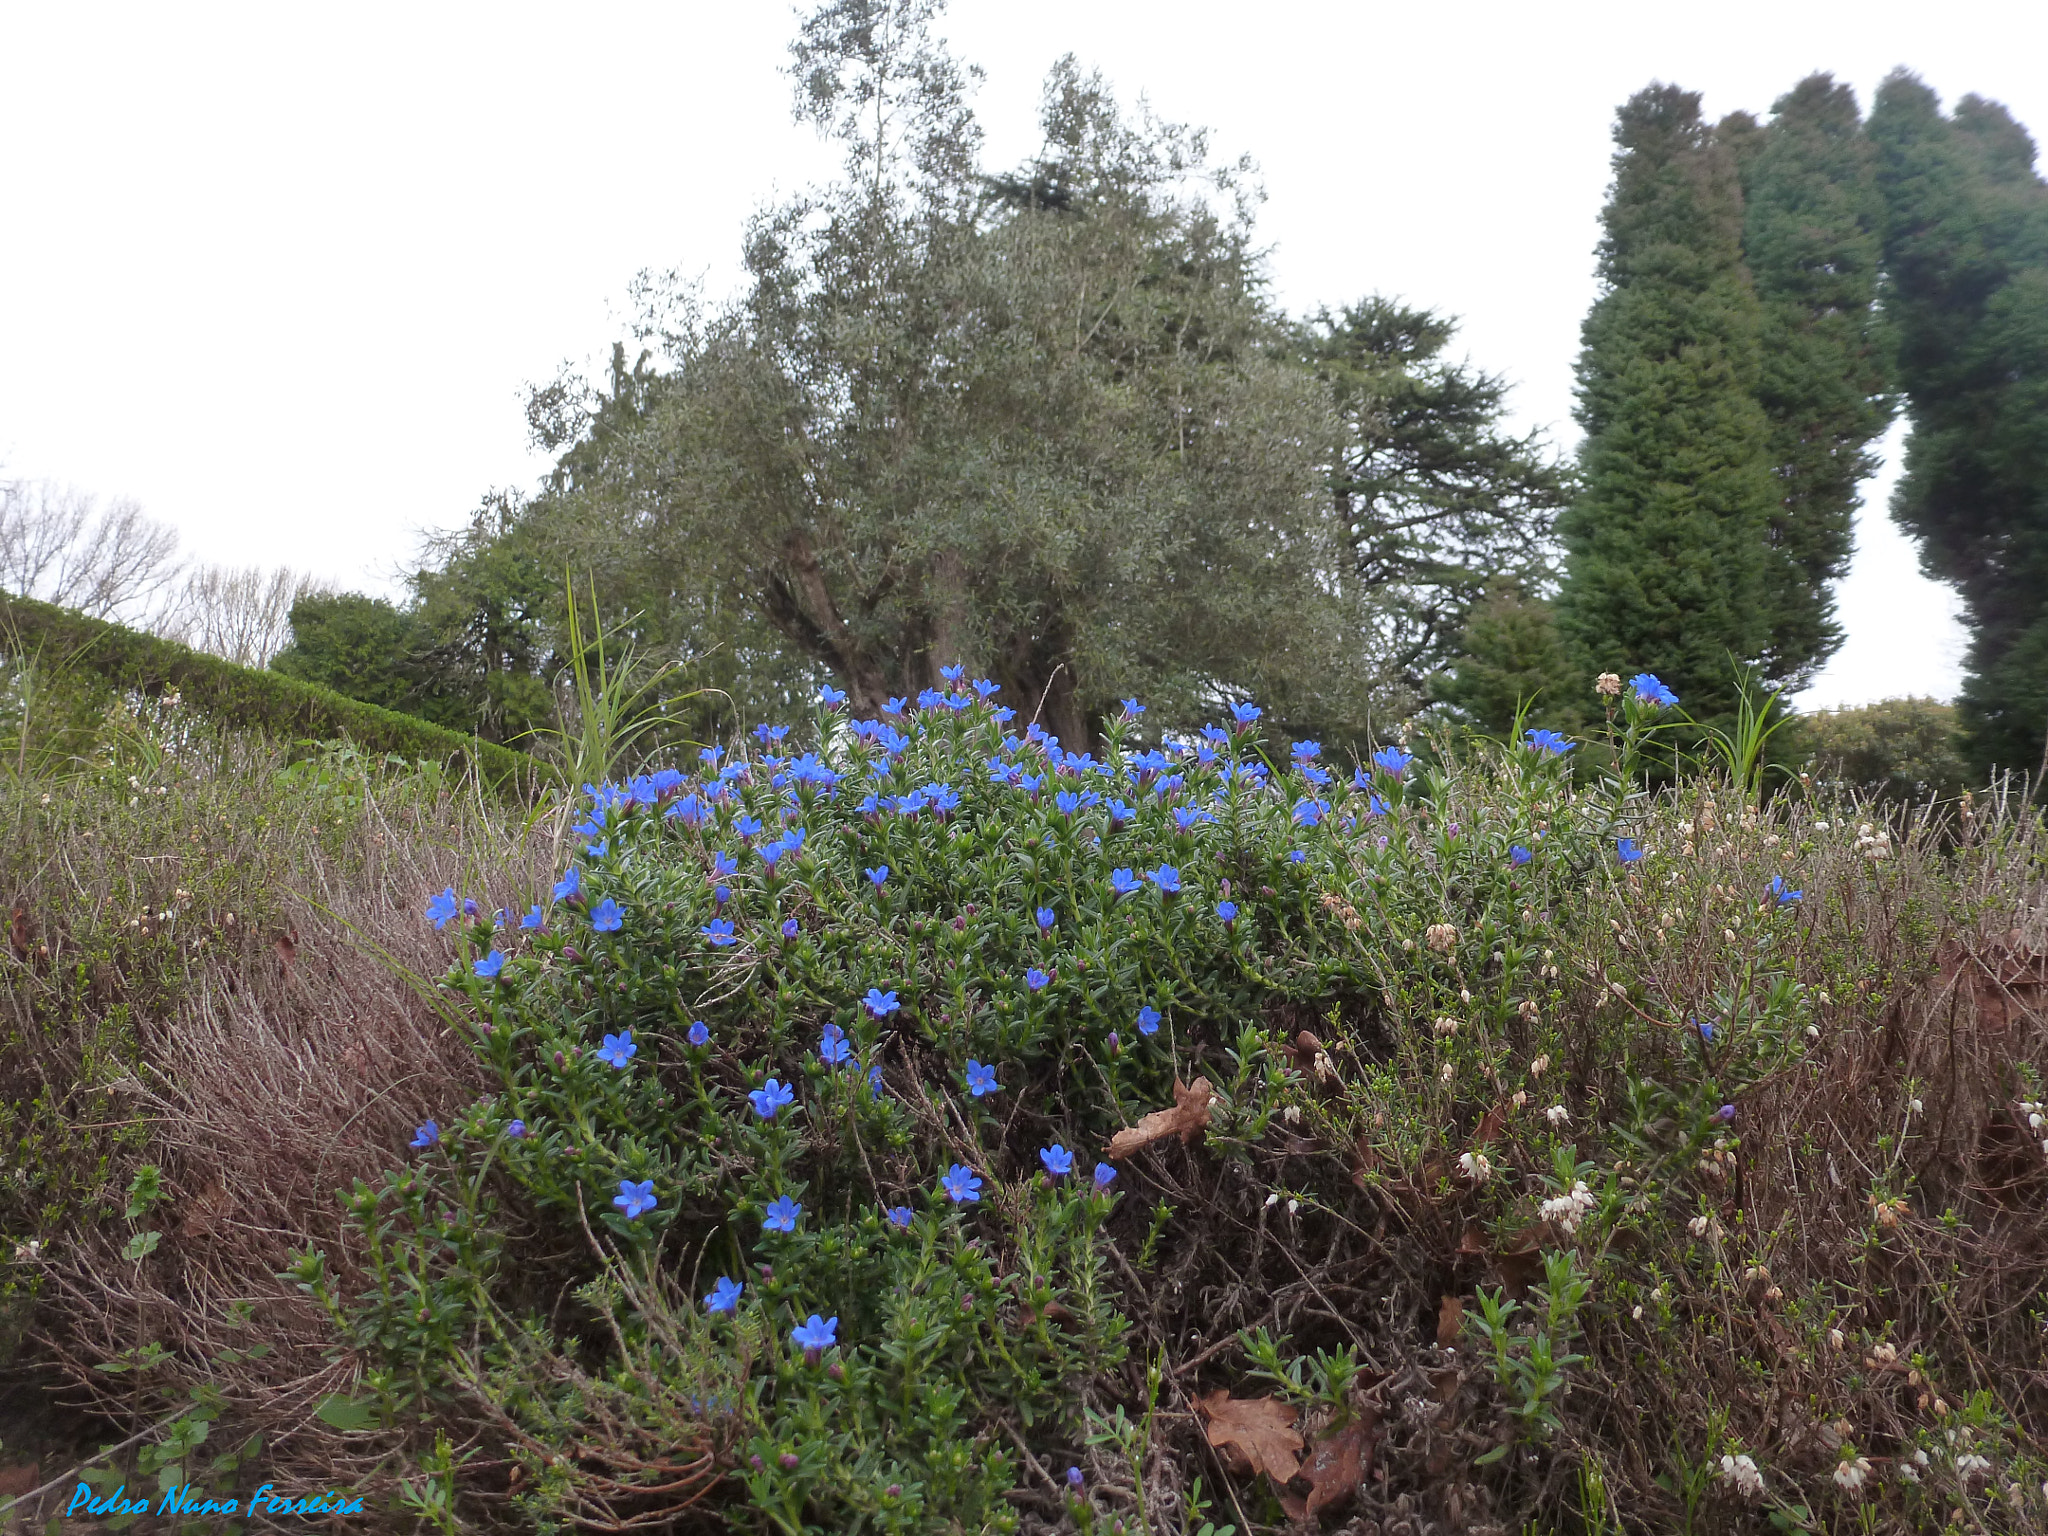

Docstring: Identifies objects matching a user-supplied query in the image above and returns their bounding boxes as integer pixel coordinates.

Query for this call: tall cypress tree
[1556,85,1779,720]
[1723,75,1892,690]
[1869,72,2048,778]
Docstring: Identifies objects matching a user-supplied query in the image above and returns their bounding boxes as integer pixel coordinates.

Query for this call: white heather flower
[1718,1453,1764,1499]
[1547,1104,1570,1127]
[2029,1112,2045,1131]
[1813,820,1829,831]
[1264,1192,1280,1208]
[1688,1215,1711,1237]
[1871,1341,1898,1364]
[1833,1456,1872,1493]
[1530,1054,1550,1078]
[1956,1453,1991,1478]
[1510,1090,1527,1109]
[1440,1062,1456,1083]
[1540,1180,1597,1234]
[1458,1152,1492,1184]
[1286,1199,1300,1215]
[1909,1099,1923,1114]
[1829,1328,1846,1351]
[1632,1304,1643,1320]
[1281,1104,1302,1124]
[1433,1015,1459,1037]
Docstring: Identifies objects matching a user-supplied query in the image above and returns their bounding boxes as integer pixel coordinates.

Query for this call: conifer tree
[1723,75,1892,690]
[1555,85,1779,720]
[1869,72,2048,778]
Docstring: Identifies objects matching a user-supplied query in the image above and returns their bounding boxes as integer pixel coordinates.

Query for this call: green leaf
[314,1394,379,1432]
[122,1230,162,1262]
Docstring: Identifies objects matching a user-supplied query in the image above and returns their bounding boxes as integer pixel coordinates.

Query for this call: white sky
[4,0,2039,708]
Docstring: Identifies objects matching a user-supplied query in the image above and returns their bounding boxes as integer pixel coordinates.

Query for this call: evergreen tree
[1723,75,1892,689]
[1555,85,1779,721]
[1295,299,1571,695]
[1869,72,2048,779]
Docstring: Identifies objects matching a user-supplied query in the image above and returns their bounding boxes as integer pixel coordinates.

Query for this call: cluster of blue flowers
[411,670,1761,1368]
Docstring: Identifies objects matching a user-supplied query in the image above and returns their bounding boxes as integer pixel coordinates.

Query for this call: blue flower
[791,1313,838,1351]
[1035,906,1055,932]
[1217,900,1238,924]
[1118,698,1145,717]
[583,839,609,859]
[941,1164,983,1203]
[1288,849,1308,864]
[506,1119,527,1138]
[1107,798,1135,825]
[1769,875,1803,905]
[974,678,1001,700]
[886,1204,914,1228]
[1066,1467,1084,1490]
[590,897,624,933]
[820,684,847,707]
[782,917,800,938]
[1291,740,1321,761]
[940,663,965,683]
[1136,1006,1161,1036]
[1025,966,1051,992]
[425,887,459,929]
[1714,1103,1737,1122]
[750,1079,796,1119]
[1629,673,1679,708]
[1148,864,1182,894]
[754,723,790,745]
[1371,745,1413,778]
[819,1023,852,1065]
[551,866,582,903]
[698,746,723,766]
[965,1059,1000,1098]
[711,851,739,879]
[864,987,900,1017]
[1094,1163,1117,1188]
[1523,728,1575,756]
[763,1194,802,1233]
[1616,838,1645,864]
[410,1120,439,1149]
[926,783,961,814]
[1510,845,1533,867]
[1054,789,1082,816]
[1697,1019,1716,1042]
[883,695,906,714]
[1174,805,1213,831]
[1040,1144,1074,1176]
[704,1276,743,1313]
[868,1064,885,1099]
[713,885,732,906]
[1292,798,1326,827]
[702,918,737,947]
[688,1020,710,1047]
[734,814,765,839]
[473,949,505,979]
[614,1179,656,1220]
[519,904,545,930]
[1230,701,1262,726]
[597,1030,636,1070]
[1109,868,1141,897]
[866,865,889,887]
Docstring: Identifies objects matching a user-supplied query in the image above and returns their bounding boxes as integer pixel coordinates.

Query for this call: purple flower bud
[1107,1031,1121,1055]
[1715,1103,1736,1122]
[749,1455,764,1470]
[885,1484,902,1498]
[780,1452,800,1470]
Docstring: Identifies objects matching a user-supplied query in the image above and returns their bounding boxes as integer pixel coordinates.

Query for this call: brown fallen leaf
[1105,1077,1216,1160]
[1195,1390,1303,1482]
[274,925,299,967]
[1302,1414,1374,1517]
[8,901,31,960]
[1288,1030,1323,1073]
[1470,1098,1509,1148]
[1436,1294,1465,1346]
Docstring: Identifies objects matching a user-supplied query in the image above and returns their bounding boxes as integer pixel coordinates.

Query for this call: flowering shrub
[291,678,2048,1533]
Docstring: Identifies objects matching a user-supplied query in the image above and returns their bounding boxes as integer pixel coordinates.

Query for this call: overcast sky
[5,0,2040,707]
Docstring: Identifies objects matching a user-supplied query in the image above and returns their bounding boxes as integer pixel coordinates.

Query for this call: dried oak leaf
[1436,1294,1466,1347]
[1195,1390,1303,1482]
[1302,1414,1374,1516]
[1469,1098,1510,1149]
[1105,1077,1216,1160]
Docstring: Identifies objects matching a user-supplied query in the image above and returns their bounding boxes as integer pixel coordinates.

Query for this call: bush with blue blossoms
[289,675,2044,1533]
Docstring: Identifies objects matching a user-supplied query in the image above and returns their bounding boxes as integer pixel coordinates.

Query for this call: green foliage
[1556,85,1779,724]
[269,591,424,713]
[0,592,542,791]
[1869,71,2048,781]
[1725,74,1893,690]
[1434,585,1583,736]
[1794,696,1973,802]
[1293,299,1572,691]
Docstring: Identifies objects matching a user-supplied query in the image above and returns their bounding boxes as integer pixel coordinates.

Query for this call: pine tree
[1869,72,2048,778]
[1555,85,1779,721]
[1723,75,1892,690]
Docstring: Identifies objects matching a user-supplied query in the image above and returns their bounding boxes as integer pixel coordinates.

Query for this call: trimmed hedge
[0,592,547,792]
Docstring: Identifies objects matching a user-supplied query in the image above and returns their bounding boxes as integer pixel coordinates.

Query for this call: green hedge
[0,593,547,793]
